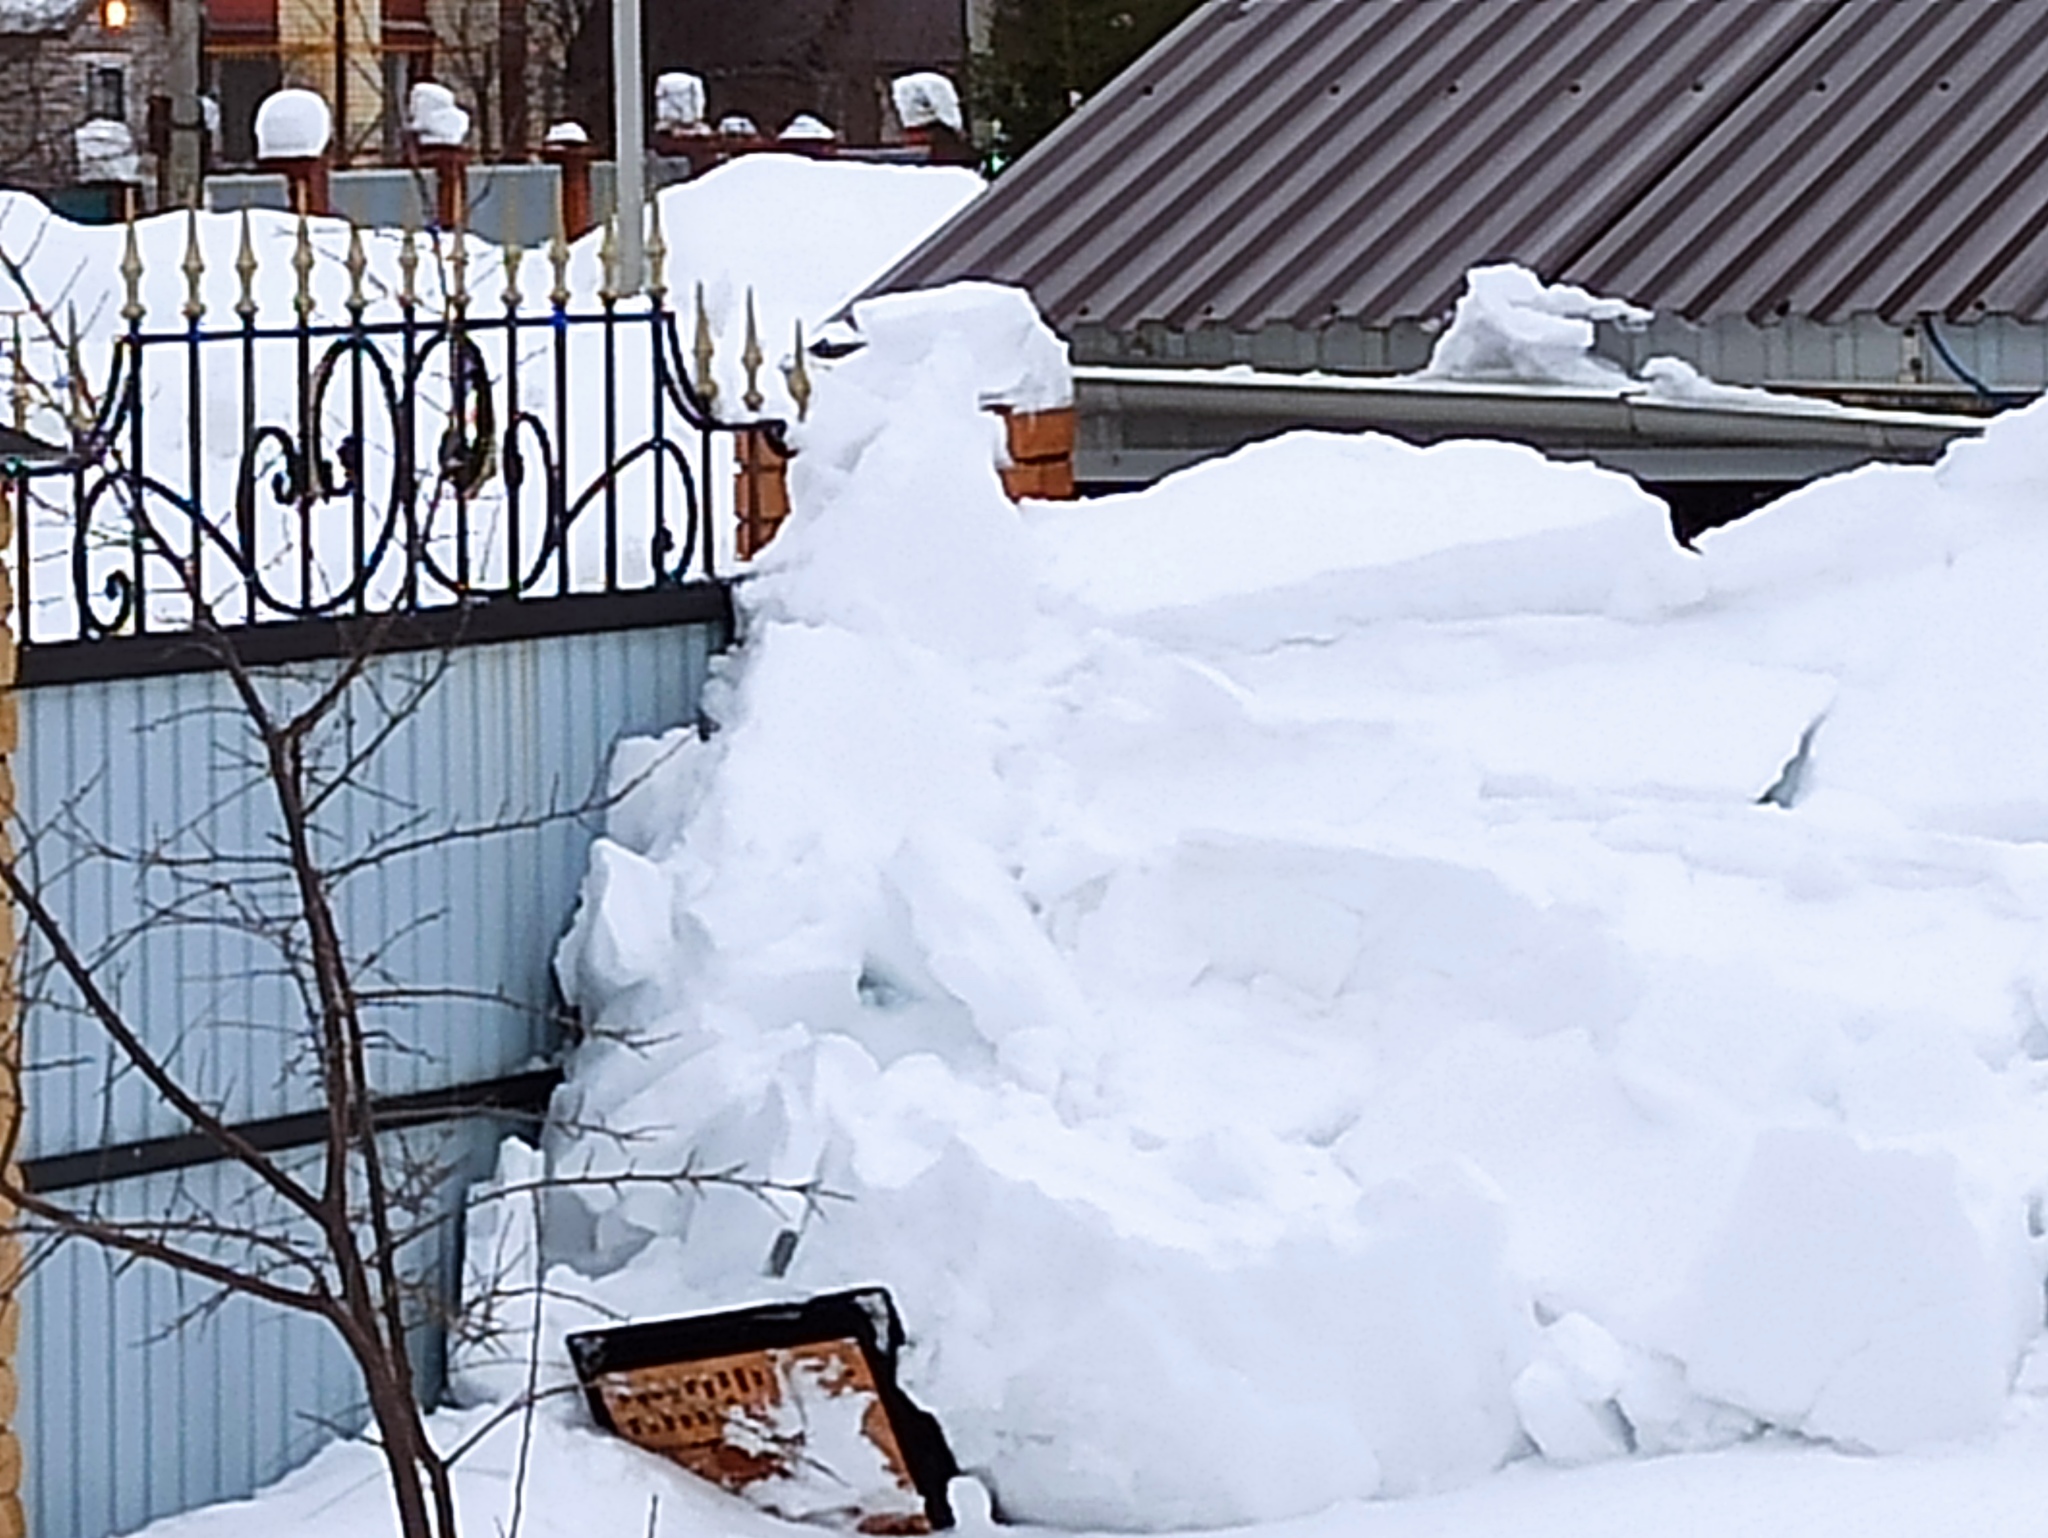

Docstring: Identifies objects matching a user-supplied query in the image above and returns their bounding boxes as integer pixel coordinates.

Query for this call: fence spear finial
[692,282,718,410]
[119,212,145,327]
[786,318,812,423]
[234,205,259,320]
[548,198,571,312]
[398,224,420,309]
[741,288,764,415]
[502,242,524,312]
[598,213,619,305]
[181,206,206,324]
[448,228,470,315]
[291,211,315,322]
[646,190,668,307]
[345,222,368,317]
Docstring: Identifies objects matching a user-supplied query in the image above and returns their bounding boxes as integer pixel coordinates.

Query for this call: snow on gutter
[1072,362,1986,457]
[1071,267,1989,486]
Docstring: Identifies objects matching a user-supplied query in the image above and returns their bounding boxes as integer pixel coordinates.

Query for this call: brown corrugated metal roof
[873,0,2048,330]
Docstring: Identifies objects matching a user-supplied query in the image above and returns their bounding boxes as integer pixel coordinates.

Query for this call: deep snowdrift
[499,283,2048,1532]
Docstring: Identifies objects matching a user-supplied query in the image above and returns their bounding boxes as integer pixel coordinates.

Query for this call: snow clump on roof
[1420,262,1650,388]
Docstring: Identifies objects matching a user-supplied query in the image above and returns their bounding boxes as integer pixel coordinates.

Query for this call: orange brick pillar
[258,152,330,215]
[541,134,598,239]
[423,143,472,230]
[735,428,792,559]
[997,405,1077,501]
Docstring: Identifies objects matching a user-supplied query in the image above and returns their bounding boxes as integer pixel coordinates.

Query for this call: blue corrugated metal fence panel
[12,617,723,1538]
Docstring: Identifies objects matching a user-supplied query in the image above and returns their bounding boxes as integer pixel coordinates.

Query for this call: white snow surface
[82,229,2048,1538]
[893,71,965,133]
[253,88,332,160]
[497,286,2048,1536]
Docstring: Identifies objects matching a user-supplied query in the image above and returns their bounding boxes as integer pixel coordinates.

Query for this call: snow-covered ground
[75,221,2048,1534]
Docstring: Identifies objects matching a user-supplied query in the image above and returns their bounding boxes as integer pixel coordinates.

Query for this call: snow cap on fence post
[541,121,598,239]
[411,83,473,230]
[254,88,333,215]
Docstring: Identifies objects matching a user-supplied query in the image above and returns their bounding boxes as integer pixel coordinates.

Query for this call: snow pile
[408,82,470,148]
[1418,266,1848,419]
[253,88,331,160]
[72,118,137,183]
[525,281,2048,1533]
[892,72,964,134]
[1420,263,1649,388]
[656,71,708,133]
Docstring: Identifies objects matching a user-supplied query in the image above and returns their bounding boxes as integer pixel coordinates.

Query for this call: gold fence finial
[598,214,619,304]
[448,228,470,314]
[398,224,420,308]
[291,212,315,321]
[180,207,206,324]
[234,206,259,320]
[692,282,718,410]
[345,223,368,316]
[119,213,144,327]
[501,243,524,311]
[646,191,668,306]
[741,289,764,415]
[786,319,812,423]
[548,202,571,311]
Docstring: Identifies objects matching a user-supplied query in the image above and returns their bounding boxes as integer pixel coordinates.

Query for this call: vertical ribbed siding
[17,1123,506,1538]
[15,621,718,1158]
[12,617,722,1538]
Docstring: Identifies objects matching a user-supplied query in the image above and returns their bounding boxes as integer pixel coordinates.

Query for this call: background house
[0,0,577,208]
[0,0,168,210]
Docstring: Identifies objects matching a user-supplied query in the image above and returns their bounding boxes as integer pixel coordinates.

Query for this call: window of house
[87,65,126,123]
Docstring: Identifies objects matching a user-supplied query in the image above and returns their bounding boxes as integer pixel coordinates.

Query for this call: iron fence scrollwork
[1,196,793,648]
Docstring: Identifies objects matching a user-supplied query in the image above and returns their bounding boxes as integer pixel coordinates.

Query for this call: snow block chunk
[1666,1128,2014,1452]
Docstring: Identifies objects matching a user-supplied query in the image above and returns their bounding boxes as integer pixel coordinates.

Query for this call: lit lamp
[101,0,129,28]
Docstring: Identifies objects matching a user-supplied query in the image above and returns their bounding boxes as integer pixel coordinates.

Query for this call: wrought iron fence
[1,200,800,649]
